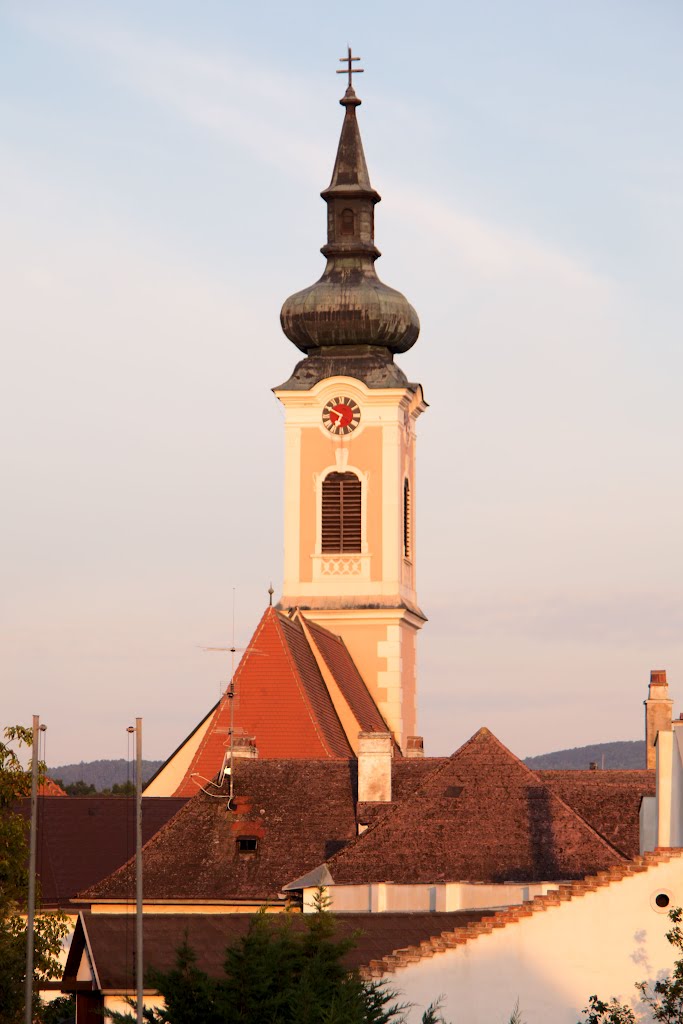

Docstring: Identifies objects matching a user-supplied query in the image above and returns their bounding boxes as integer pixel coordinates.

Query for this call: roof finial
[268,582,275,607]
[337,45,363,93]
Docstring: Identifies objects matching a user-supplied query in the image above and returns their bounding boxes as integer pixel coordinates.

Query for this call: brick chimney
[644,670,673,770]
[357,732,392,802]
[405,736,424,759]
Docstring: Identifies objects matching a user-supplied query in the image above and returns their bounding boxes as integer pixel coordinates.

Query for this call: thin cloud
[13,8,613,298]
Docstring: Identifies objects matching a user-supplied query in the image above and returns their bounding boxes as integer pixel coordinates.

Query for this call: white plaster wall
[448,882,555,911]
[385,885,435,912]
[143,709,217,796]
[388,859,683,1024]
[641,797,657,855]
[323,882,558,914]
[671,728,683,846]
[327,885,372,913]
[657,731,674,847]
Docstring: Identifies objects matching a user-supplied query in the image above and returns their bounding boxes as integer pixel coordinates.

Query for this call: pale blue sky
[2,1,682,764]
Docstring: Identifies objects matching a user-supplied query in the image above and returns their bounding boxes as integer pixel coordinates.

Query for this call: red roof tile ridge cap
[297,614,344,645]
[451,727,548,775]
[272,608,337,757]
[300,612,391,739]
[362,849,682,977]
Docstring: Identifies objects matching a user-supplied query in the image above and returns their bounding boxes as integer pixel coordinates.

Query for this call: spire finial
[268,582,275,607]
[278,53,420,375]
[337,45,363,92]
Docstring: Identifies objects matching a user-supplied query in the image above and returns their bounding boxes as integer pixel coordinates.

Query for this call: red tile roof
[80,733,650,908]
[16,797,186,909]
[80,760,361,903]
[301,616,390,735]
[324,729,628,885]
[39,778,67,797]
[174,609,354,795]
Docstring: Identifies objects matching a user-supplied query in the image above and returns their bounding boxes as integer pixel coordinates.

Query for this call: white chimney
[358,732,392,803]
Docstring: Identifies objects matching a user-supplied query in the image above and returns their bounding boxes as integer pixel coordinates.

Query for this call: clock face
[322,397,361,435]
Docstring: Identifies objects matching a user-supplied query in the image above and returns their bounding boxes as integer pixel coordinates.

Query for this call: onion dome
[279,66,419,385]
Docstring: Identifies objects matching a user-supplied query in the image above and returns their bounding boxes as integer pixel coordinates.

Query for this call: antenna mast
[229,588,236,801]
[198,585,270,803]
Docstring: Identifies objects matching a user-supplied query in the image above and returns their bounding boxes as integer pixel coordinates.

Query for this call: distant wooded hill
[523,739,645,770]
[48,758,164,790]
[47,741,646,791]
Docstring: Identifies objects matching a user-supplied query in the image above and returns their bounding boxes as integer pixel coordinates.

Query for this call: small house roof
[64,908,495,992]
[16,796,186,909]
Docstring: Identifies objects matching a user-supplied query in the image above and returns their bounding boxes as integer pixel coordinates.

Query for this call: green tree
[0,726,70,1024]
[59,779,97,797]
[39,996,76,1024]
[579,906,683,1023]
[109,781,135,797]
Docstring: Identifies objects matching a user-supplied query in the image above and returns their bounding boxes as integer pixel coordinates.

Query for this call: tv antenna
[196,588,265,804]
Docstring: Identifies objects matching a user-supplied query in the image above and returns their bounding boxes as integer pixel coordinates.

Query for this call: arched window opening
[340,208,355,236]
[322,472,361,552]
[403,479,411,560]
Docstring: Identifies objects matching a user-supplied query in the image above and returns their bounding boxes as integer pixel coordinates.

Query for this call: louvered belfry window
[322,472,361,553]
[403,478,411,559]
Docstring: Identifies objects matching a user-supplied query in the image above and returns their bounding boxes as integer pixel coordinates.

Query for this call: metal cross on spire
[337,46,364,88]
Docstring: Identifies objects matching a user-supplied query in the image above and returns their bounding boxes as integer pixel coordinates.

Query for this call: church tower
[275,54,427,750]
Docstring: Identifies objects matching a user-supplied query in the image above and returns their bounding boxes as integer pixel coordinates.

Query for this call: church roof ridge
[297,613,392,738]
[168,605,356,797]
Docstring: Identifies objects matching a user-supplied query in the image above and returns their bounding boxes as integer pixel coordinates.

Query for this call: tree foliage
[54,778,135,797]
[37,996,76,1024]
[0,726,70,1024]
[579,906,683,1023]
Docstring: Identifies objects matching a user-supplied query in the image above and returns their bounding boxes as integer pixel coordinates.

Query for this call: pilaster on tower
[274,56,427,751]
